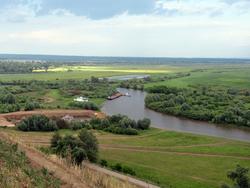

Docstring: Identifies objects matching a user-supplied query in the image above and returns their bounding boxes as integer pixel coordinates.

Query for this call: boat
[107,92,124,100]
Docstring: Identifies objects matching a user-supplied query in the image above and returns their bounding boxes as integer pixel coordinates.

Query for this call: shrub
[71,147,87,165]
[137,118,151,130]
[122,166,136,176]
[24,101,41,111]
[51,129,99,165]
[71,121,84,130]
[54,118,70,129]
[69,101,99,110]
[18,115,58,132]
[221,165,249,188]
[79,129,98,162]
[119,117,137,129]
[99,159,108,167]
[111,163,122,171]
[110,163,136,176]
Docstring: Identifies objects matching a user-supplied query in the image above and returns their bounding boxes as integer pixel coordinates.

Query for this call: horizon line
[0,53,250,60]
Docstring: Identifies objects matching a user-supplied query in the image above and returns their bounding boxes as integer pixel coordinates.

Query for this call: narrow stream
[102,88,250,142]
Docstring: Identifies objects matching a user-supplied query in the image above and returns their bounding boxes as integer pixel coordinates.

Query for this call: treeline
[0,90,20,113]
[0,88,42,113]
[0,78,116,102]
[18,114,151,135]
[69,102,99,110]
[0,61,50,73]
[0,78,116,112]
[145,86,250,127]
[119,72,191,90]
[89,114,151,135]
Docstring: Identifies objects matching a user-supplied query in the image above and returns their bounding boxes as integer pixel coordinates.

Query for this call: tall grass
[49,155,138,188]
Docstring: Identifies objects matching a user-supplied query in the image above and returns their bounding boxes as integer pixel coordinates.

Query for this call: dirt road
[0,131,159,188]
[0,131,89,188]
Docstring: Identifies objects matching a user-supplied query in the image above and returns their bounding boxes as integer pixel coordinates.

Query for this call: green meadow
[97,128,250,188]
[145,66,250,89]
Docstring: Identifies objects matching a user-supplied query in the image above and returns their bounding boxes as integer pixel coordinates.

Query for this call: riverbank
[101,88,250,142]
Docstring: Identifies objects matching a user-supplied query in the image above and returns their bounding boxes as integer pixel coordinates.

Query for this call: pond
[101,88,250,142]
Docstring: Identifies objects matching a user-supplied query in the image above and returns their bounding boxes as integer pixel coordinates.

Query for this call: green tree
[78,129,98,162]
[222,165,250,188]
[137,118,151,130]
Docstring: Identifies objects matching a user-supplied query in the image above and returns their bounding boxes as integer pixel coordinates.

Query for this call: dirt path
[0,131,89,188]
[0,131,159,188]
[99,141,229,150]
[101,145,250,160]
[84,163,159,188]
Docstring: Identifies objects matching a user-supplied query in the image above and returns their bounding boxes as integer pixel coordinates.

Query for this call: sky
[0,0,250,58]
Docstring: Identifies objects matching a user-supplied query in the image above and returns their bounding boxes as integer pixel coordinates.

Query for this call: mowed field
[2,128,250,188]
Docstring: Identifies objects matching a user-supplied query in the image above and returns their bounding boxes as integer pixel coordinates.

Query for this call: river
[101,88,250,142]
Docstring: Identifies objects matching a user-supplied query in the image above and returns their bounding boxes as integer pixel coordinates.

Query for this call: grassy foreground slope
[0,139,60,188]
[3,128,249,188]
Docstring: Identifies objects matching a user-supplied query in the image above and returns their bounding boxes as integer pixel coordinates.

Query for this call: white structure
[74,96,89,102]
[62,115,74,122]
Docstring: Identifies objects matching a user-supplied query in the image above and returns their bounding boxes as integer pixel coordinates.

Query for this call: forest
[145,85,250,127]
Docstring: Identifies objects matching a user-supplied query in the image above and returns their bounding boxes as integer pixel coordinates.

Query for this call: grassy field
[2,128,250,188]
[145,66,250,89]
[0,71,127,81]
[0,65,183,81]
[33,65,180,73]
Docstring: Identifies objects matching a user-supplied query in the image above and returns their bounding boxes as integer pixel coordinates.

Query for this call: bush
[69,101,99,110]
[111,163,122,171]
[71,121,85,130]
[99,159,108,167]
[24,101,41,111]
[122,166,136,176]
[18,115,58,132]
[79,129,98,162]
[137,118,151,130]
[54,118,70,129]
[110,163,136,176]
[221,165,250,188]
[71,147,87,165]
[51,129,99,165]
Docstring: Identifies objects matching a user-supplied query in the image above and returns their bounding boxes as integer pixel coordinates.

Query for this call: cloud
[0,0,249,57]
[0,0,42,22]
[155,0,250,17]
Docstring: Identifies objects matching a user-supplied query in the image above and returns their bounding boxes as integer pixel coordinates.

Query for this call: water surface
[102,88,250,142]
[107,74,149,81]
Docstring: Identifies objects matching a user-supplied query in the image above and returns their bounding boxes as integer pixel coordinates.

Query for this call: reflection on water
[101,88,250,142]
[107,74,150,81]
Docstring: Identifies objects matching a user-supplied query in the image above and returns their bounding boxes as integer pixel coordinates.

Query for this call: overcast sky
[0,0,250,58]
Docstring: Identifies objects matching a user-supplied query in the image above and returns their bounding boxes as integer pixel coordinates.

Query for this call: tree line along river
[102,88,250,142]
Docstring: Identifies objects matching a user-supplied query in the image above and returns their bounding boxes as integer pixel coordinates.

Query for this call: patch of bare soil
[0,117,15,127]
[0,109,106,127]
